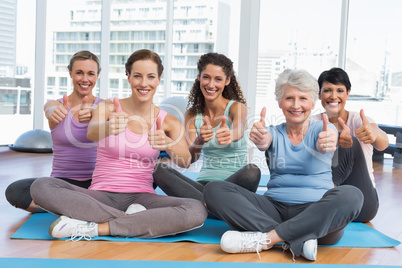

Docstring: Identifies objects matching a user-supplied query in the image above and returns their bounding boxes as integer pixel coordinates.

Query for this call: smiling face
[279,85,314,125]
[319,81,350,117]
[127,59,161,102]
[69,59,99,96]
[198,64,230,101]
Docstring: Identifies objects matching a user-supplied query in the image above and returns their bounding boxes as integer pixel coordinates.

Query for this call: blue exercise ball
[9,129,52,153]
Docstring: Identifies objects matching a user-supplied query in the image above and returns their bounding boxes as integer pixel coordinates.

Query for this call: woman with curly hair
[154,52,260,203]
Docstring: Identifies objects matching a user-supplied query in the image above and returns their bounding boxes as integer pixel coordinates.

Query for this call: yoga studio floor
[0,146,401,266]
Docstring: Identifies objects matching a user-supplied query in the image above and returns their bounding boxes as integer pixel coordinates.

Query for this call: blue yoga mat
[1,258,402,268]
[181,171,270,186]
[11,213,400,248]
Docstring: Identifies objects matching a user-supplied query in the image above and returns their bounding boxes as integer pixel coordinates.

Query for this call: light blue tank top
[264,119,336,204]
[194,100,248,182]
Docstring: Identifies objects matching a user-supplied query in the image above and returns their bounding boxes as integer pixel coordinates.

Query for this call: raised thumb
[338,117,346,130]
[260,107,266,127]
[155,115,163,130]
[81,96,88,110]
[113,97,120,113]
[322,113,329,132]
[63,94,69,109]
[360,109,369,125]
[220,115,227,128]
[203,115,211,127]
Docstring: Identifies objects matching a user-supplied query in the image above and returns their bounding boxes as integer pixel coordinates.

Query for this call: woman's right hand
[250,107,269,151]
[338,117,353,148]
[47,94,69,124]
[109,97,128,135]
[199,115,213,143]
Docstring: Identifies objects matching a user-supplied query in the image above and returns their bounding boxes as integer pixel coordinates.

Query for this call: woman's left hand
[356,109,378,144]
[215,116,232,145]
[317,114,338,153]
[148,116,169,151]
[78,96,93,123]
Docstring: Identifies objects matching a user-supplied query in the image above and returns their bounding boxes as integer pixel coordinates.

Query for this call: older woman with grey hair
[203,69,363,261]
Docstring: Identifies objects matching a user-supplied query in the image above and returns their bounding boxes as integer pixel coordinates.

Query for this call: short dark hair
[318,67,351,93]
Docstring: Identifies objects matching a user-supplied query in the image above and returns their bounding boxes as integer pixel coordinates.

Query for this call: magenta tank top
[50,97,101,180]
[90,104,167,193]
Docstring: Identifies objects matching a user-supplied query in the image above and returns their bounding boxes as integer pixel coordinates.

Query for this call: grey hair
[274,69,318,105]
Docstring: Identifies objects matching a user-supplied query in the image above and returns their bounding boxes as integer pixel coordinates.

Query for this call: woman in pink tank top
[6,50,101,213]
[30,49,207,240]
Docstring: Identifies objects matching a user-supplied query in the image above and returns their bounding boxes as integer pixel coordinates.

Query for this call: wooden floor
[0,146,401,265]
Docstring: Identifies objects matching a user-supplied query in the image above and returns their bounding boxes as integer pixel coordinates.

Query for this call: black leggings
[331,136,379,222]
[5,177,91,210]
[153,163,261,203]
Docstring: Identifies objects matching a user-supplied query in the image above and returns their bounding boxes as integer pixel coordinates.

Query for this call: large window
[256,0,342,121]
[1,0,400,145]
[109,0,167,103]
[345,0,402,125]
[255,0,401,127]
[0,0,35,145]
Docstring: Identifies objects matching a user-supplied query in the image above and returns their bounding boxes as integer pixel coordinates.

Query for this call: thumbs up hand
[78,96,92,123]
[249,107,269,150]
[148,116,169,150]
[317,113,338,153]
[199,115,213,143]
[356,109,377,144]
[109,97,128,135]
[215,116,232,145]
[338,117,353,148]
[48,94,69,123]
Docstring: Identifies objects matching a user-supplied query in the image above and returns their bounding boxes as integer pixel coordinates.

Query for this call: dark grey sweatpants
[31,177,207,238]
[153,163,261,203]
[203,181,363,256]
[332,136,379,222]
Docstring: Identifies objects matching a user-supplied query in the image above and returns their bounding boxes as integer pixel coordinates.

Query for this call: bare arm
[87,100,110,142]
[164,115,191,168]
[151,114,191,168]
[185,111,208,163]
[228,102,247,142]
[370,123,389,151]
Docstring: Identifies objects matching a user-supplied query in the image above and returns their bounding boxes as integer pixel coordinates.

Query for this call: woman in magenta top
[30,49,207,240]
[5,50,101,213]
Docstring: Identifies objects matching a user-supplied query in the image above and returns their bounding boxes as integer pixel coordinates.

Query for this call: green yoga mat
[11,213,400,248]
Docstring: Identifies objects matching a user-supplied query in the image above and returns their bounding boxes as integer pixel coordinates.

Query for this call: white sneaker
[221,231,272,258]
[300,239,317,261]
[125,203,147,214]
[49,215,98,241]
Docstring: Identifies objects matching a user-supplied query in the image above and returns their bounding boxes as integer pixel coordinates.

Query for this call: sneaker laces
[70,222,97,242]
[240,233,271,259]
[282,242,295,262]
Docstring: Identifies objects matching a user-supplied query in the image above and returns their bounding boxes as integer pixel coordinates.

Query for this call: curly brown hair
[187,52,247,116]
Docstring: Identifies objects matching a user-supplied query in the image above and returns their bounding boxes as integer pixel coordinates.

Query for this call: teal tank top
[195,100,248,182]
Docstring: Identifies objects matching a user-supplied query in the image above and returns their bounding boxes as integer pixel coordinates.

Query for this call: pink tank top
[90,104,167,193]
